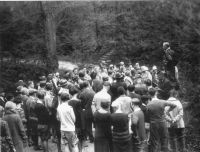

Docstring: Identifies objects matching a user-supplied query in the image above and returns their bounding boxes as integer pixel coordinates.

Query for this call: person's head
[79,81,89,90]
[170,89,178,98]
[6,93,14,101]
[46,83,53,91]
[145,79,152,87]
[141,95,150,105]
[60,92,70,102]
[117,86,126,96]
[29,89,37,96]
[5,101,16,111]
[37,91,45,100]
[40,81,46,88]
[103,81,110,91]
[115,72,124,82]
[69,85,80,96]
[127,84,135,92]
[79,70,85,79]
[21,88,29,96]
[131,98,141,109]
[14,96,22,104]
[90,71,97,80]
[100,101,110,110]
[148,87,157,97]
[163,42,170,50]
[27,81,34,88]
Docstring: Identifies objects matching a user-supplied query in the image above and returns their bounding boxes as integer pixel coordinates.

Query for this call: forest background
[0,0,200,142]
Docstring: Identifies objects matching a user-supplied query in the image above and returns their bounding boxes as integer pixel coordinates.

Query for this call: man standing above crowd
[163,42,178,82]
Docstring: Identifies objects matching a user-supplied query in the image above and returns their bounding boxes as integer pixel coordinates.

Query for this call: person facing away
[78,81,95,143]
[147,87,176,152]
[130,98,146,152]
[57,92,78,152]
[111,101,132,152]
[111,86,132,114]
[165,89,186,152]
[92,81,111,113]
[94,101,112,152]
[3,101,27,152]
[0,106,16,152]
[34,91,51,152]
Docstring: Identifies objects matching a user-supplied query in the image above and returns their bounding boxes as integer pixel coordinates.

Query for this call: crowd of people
[0,42,186,152]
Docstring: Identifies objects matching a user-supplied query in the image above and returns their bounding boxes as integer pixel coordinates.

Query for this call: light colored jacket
[165,97,185,128]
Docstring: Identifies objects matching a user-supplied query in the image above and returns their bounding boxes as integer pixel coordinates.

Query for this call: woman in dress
[111,102,132,152]
[94,101,112,152]
[0,106,16,152]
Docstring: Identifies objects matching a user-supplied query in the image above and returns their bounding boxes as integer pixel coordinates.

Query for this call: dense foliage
[0,0,200,131]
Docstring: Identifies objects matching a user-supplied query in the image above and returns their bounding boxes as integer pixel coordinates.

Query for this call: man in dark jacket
[0,88,7,107]
[78,81,95,143]
[163,42,177,82]
[110,72,127,102]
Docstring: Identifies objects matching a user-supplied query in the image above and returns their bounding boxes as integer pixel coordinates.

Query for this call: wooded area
[0,0,200,133]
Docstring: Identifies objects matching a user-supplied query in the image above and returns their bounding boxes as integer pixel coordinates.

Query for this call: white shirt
[57,102,75,131]
[165,97,185,128]
[92,88,111,112]
[112,95,132,114]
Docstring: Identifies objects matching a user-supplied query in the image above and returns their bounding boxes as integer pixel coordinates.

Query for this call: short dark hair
[90,71,97,80]
[127,85,135,92]
[79,81,89,90]
[60,92,70,101]
[46,83,53,91]
[117,86,126,96]
[101,102,110,110]
[145,79,152,86]
[148,88,156,97]
[40,82,46,88]
[6,93,14,101]
[37,91,45,99]
[69,86,80,96]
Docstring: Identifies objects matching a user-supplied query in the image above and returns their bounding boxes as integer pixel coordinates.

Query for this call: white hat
[141,66,149,72]
[152,65,157,70]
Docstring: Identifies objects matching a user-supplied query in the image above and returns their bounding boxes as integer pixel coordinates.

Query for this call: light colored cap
[141,66,149,72]
[5,101,16,110]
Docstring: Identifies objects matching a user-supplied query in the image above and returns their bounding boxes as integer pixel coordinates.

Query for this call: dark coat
[110,81,127,101]
[0,119,15,152]
[78,88,95,119]
[3,109,27,146]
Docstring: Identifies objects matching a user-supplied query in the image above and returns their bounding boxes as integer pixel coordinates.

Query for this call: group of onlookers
[0,42,185,152]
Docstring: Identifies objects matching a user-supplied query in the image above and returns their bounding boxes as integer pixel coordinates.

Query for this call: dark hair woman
[94,101,112,152]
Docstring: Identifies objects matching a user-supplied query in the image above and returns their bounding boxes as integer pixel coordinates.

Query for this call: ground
[27,140,94,152]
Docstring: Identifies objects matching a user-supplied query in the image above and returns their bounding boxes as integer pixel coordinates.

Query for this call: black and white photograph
[0,0,199,152]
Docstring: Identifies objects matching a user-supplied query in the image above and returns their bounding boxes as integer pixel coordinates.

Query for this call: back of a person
[57,102,75,132]
[111,113,130,138]
[93,90,111,111]
[3,110,25,146]
[35,101,50,125]
[147,99,165,122]
[111,81,127,101]
[114,96,132,114]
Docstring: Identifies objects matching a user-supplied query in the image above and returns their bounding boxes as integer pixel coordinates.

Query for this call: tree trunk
[41,2,58,72]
